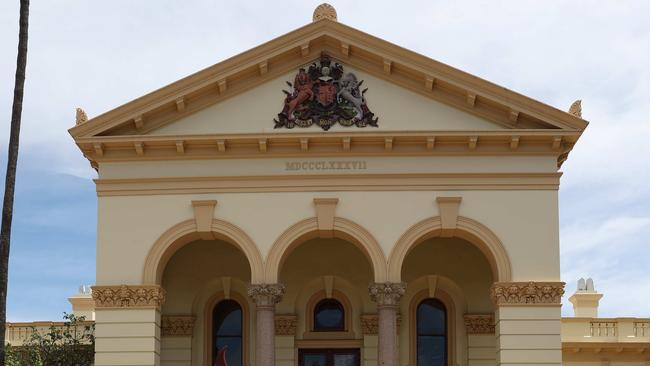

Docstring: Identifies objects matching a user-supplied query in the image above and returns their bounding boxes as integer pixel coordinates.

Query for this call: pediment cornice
[69,19,588,140]
[77,129,579,170]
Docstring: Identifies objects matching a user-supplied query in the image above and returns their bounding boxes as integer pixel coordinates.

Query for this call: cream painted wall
[148,66,501,136]
[98,155,559,180]
[97,190,555,287]
[96,188,560,285]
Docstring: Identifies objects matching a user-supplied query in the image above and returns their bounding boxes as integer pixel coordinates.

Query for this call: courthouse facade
[56,4,649,366]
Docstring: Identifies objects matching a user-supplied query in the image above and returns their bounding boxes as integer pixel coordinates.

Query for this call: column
[491,282,565,366]
[248,284,286,366]
[92,284,166,366]
[369,283,406,366]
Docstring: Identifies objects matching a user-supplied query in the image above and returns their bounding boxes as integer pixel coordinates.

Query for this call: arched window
[213,300,243,366]
[417,298,447,366]
[313,298,345,331]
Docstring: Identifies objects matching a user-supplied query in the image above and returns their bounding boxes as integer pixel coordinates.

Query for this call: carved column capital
[490,281,565,306]
[161,315,195,336]
[91,285,166,309]
[463,314,495,334]
[369,282,407,307]
[248,284,286,307]
[275,315,297,336]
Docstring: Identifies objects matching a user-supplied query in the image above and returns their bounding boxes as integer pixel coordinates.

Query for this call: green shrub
[6,313,94,366]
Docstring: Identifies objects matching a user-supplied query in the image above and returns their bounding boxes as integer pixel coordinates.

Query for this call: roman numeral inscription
[285,160,367,171]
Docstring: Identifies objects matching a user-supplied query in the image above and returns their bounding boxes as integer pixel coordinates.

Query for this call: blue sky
[0,1,649,321]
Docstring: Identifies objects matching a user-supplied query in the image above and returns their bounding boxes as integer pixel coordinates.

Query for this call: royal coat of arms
[274,54,379,130]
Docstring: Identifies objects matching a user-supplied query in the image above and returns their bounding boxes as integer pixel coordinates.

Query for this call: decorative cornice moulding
[91,285,166,309]
[490,281,565,306]
[75,130,580,170]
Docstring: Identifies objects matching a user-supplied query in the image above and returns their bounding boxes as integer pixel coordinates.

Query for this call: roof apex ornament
[75,107,88,126]
[313,3,337,22]
[568,99,582,118]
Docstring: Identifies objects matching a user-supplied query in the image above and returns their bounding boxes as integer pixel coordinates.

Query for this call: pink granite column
[248,284,285,366]
[369,283,406,366]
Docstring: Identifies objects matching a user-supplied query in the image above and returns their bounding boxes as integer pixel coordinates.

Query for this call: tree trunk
[0,0,30,362]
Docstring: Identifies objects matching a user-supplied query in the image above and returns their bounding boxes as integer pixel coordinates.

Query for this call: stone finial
[568,99,582,118]
[75,107,88,126]
[576,277,596,293]
[313,3,337,22]
[569,277,603,317]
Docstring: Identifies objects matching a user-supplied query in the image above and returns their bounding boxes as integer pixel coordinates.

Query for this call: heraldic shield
[274,54,379,131]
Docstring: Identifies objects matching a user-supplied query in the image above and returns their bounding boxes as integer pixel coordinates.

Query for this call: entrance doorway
[299,349,360,366]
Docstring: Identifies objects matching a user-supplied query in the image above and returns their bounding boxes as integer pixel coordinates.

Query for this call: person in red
[282,68,313,120]
[214,346,228,366]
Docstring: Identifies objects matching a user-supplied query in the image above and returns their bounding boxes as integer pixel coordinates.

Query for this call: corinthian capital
[368,282,407,307]
[247,284,286,307]
[91,285,166,309]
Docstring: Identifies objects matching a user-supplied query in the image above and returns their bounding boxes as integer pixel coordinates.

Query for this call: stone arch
[388,216,512,282]
[142,219,265,285]
[265,217,388,283]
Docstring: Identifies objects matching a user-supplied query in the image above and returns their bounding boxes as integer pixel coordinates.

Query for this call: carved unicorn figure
[337,72,365,120]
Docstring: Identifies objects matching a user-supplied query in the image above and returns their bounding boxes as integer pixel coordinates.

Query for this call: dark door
[299,349,360,366]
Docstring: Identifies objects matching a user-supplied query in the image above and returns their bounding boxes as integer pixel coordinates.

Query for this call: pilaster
[491,282,565,366]
[92,285,166,366]
[160,315,195,366]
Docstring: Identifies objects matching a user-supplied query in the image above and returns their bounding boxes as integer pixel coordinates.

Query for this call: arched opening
[400,237,495,366]
[212,299,243,366]
[388,216,511,283]
[313,298,345,332]
[416,298,447,366]
[142,219,264,285]
[160,239,252,365]
[265,217,387,283]
[278,236,372,344]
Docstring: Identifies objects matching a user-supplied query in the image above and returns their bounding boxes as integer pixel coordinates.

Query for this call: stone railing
[634,321,650,337]
[5,321,95,346]
[562,317,650,343]
[590,320,617,337]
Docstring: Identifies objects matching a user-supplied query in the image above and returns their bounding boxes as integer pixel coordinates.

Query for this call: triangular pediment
[70,13,588,170]
[69,17,587,140]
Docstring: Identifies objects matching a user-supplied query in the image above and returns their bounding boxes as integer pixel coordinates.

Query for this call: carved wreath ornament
[274,54,379,131]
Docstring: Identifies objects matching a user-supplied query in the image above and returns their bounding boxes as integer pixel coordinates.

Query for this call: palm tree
[0,0,30,362]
